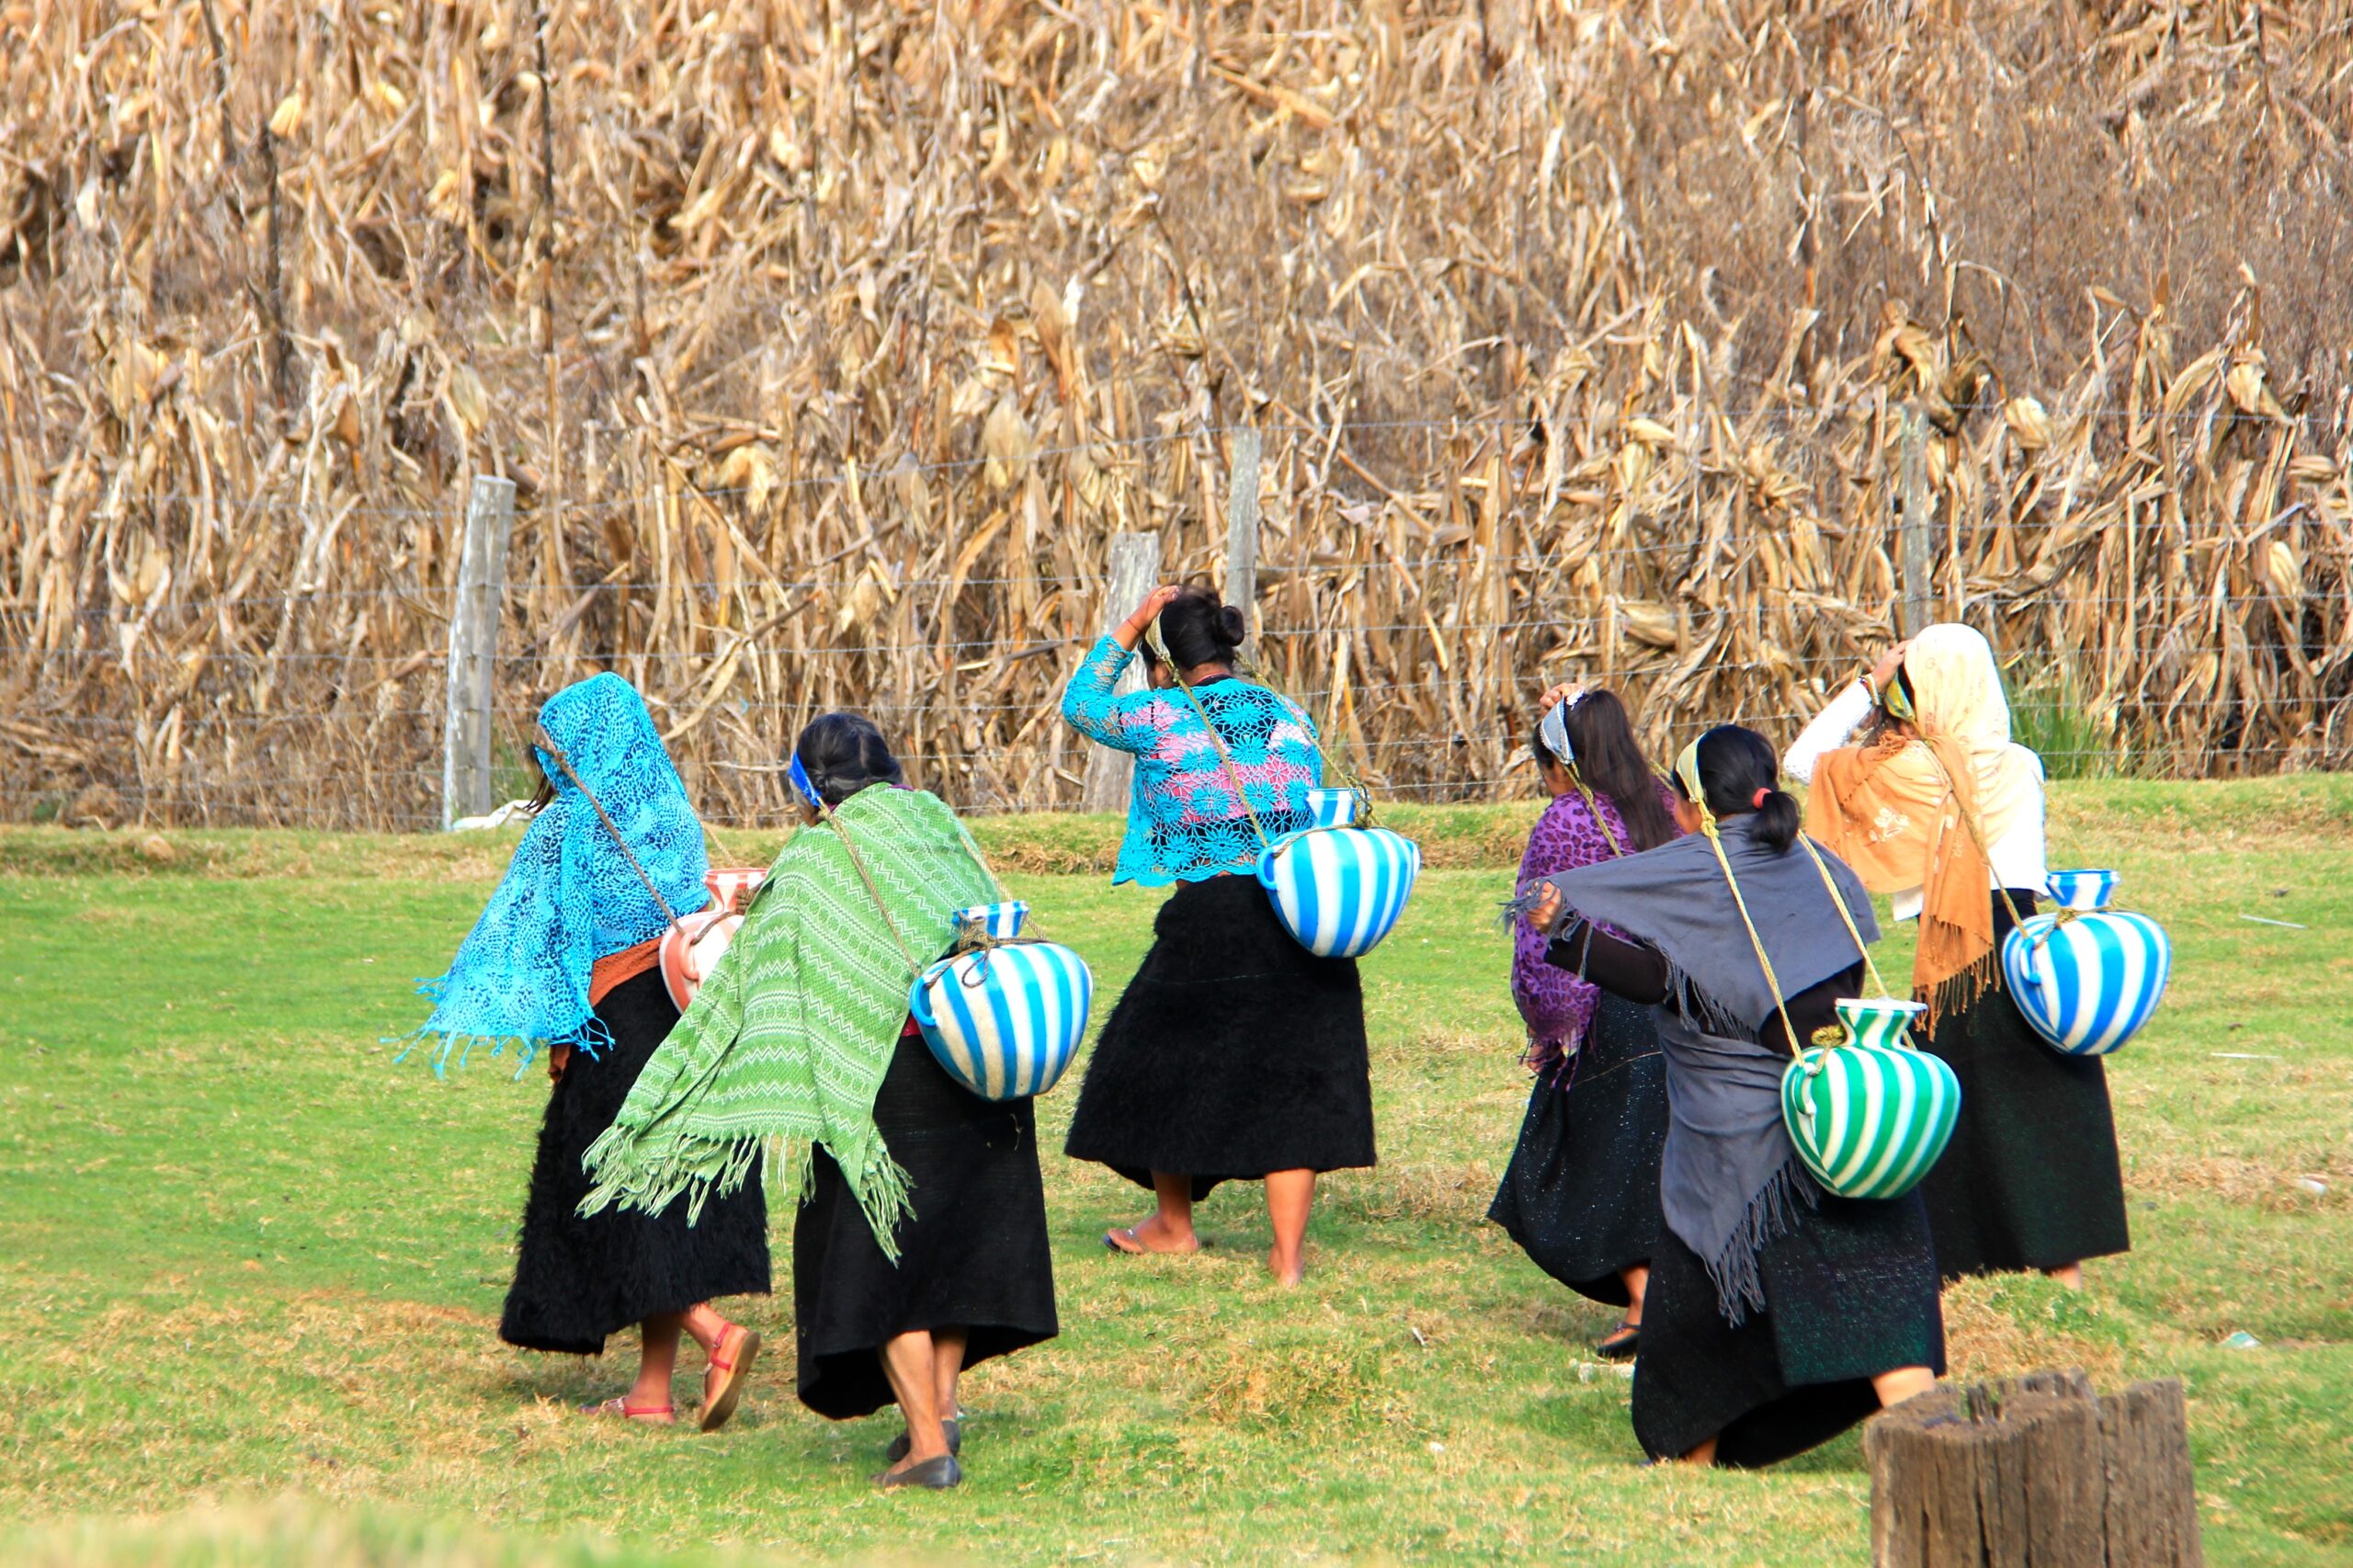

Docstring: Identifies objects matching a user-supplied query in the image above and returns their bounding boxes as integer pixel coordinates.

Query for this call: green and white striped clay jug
[1779,997,1961,1200]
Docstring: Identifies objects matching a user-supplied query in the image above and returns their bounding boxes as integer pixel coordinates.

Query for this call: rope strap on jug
[1671,740,1804,1062]
[1577,771,1625,858]
[1143,619,1277,853]
[534,722,690,940]
[1232,641,1381,827]
[1538,687,1622,857]
[1793,835,1893,1000]
[1875,679,2028,934]
[785,753,924,981]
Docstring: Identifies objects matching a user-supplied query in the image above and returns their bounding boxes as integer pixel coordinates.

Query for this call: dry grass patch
[2125,1150,2348,1214]
[1939,1277,2139,1387]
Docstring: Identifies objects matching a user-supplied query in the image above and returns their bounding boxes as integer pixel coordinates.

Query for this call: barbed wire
[46,520,2343,625]
[14,578,2346,665]
[3,403,2347,520]
[9,676,2335,738]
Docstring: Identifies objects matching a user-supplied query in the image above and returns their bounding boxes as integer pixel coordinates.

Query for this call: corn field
[4,0,2349,828]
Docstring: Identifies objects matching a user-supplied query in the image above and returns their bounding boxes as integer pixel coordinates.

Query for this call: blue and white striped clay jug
[1256,789,1421,959]
[911,903,1095,1101]
[2000,869,2171,1056]
[1780,997,1961,1200]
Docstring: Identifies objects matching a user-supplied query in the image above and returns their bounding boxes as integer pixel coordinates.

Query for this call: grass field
[3,779,2349,1566]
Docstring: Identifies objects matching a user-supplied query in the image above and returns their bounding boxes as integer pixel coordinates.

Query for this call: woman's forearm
[1782,679,1875,784]
[1060,636,1145,751]
[1542,919,1671,1005]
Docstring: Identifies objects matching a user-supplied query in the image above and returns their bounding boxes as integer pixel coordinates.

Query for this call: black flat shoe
[885,1415,961,1464]
[874,1454,961,1490]
[1595,1320,1640,1361]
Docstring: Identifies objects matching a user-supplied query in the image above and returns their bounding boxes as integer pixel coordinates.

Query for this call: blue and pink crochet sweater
[1061,636,1324,885]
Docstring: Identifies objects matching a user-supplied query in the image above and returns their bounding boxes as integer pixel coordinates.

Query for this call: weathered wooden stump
[1864,1369,2202,1567]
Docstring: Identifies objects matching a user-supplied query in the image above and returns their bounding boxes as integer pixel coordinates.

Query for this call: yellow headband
[1880,666,1916,723]
[1672,737,1718,837]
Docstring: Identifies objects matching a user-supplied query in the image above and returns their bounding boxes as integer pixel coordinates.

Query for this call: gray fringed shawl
[1543,815,1881,1324]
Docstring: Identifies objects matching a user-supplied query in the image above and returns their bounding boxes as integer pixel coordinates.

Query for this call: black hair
[1157,585,1247,672]
[792,711,904,807]
[1670,724,1802,853]
[1531,689,1677,852]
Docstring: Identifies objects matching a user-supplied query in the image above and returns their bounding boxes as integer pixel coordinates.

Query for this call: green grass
[3,779,2350,1565]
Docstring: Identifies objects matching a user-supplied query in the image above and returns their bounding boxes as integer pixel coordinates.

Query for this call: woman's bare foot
[1267,1244,1305,1287]
[1105,1213,1199,1255]
[2044,1263,2085,1290]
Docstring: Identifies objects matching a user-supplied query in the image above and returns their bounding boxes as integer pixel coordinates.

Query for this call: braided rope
[1794,835,1893,999]
[1143,619,1278,851]
[533,722,687,936]
[1672,743,1804,1062]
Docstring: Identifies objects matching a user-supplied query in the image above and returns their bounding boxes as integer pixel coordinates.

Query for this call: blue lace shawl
[404,673,710,1072]
[1060,636,1322,885]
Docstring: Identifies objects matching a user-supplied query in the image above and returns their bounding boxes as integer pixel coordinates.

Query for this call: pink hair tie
[1751,787,1770,808]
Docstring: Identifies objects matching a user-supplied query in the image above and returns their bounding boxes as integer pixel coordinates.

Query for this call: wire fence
[7,397,2350,829]
[9,624,2343,832]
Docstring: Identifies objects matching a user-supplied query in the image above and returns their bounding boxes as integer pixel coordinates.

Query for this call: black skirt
[500,967,772,1356]
[1916,892,2131,1279]
[1062,871,1375,1199]
[793,1028,1059,1421]
[1631,1190,1946,1468]
[1487,994,1667,1305]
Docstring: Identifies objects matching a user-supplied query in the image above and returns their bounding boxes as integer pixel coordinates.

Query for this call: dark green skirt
[1916,894,2131,1278]
[1487,994,1666,1306]
[1631,1189,1945,1467]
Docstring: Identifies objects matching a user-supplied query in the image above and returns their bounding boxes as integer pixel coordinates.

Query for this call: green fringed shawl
[579,785,1000,1256]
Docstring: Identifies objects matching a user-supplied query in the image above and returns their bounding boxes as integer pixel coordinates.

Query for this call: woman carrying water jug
[1785,624,2129,1288]
[1489,682,1681,1362]
[404,674,770,1431]
[1060,584,1376,1287]
[1524,727,1943,1467]
[583,713,1059,1492]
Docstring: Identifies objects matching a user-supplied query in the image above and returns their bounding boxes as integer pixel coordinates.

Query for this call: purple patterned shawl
[1511,781,1677,1077]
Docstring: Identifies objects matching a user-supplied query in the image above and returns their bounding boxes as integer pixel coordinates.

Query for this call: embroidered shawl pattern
[403,674,708,1073]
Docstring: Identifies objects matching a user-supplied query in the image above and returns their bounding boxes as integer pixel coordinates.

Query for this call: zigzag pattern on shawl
[579,787,1000,1256]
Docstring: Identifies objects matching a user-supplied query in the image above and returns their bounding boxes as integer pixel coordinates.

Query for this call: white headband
[1538,687,1586,766]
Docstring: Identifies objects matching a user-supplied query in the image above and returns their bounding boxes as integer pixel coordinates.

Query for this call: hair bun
[1213,604,1246,646]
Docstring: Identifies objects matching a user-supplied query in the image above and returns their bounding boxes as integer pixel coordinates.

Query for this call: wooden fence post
[1865,1370,2203,1568]
[1082,529,1163,814]
[1898,406,1932,638]
[1223,426,1262,634]
[443,475,517,827]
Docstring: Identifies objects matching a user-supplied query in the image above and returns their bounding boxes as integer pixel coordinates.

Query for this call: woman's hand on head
[1114,584,1184,650]
[1870,642,1907,689]
[1130,584,1182,629]
[1537,680,1585,711]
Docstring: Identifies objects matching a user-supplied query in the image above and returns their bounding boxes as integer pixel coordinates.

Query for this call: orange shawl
[1802,625,2040,1025]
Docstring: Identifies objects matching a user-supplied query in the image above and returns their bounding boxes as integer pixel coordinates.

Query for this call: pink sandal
[582,1396,675,1424]
[700,1324,762,1433]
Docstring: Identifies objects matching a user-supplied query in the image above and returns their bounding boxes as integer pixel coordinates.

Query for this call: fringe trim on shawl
[1654,959,1828,1326]
[388,1007,613,1079]
[1662,960,1756,1045]
[1920,948,2002,1034]
[1704,1154,1822,1327]
[577,1125,915,1263]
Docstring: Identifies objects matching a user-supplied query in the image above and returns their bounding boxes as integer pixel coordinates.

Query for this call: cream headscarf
[1804,624,2041,1024]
